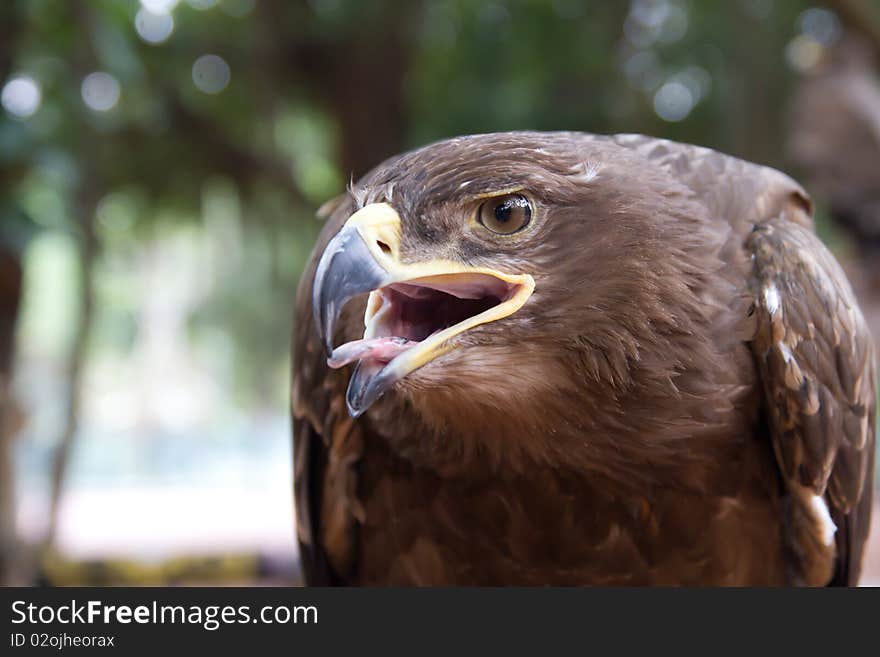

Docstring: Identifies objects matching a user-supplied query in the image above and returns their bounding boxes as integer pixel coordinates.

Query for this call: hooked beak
[312,202,535,417]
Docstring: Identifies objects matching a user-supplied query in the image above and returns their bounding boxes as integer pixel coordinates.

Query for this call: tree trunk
[269,1,416,180]
[0,0,26,587]
[44,190,98,551]
[0,248,24,584]
[326,32,409,180]
[43,1,103,555]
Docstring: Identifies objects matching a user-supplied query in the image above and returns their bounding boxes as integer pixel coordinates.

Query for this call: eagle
[292,132,876,586]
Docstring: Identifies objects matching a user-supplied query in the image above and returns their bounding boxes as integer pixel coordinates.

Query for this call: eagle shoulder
[615,134,876,585]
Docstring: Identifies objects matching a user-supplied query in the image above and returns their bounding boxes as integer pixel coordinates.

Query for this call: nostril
[377,240,392,255]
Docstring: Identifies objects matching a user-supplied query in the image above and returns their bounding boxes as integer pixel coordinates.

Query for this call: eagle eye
[477,194,532,235]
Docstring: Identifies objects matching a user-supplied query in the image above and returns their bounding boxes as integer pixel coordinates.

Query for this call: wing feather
[748,215,876,585]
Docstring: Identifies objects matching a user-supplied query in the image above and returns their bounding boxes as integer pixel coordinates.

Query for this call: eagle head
[310,132,730,471]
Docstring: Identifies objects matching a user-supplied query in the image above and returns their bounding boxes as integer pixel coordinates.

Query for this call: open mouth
[327,273,522,370]
[311,201,536,416]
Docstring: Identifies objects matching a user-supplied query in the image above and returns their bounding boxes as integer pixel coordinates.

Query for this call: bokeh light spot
[658,4,688,44]
[797,7,840,46]
[785,34,824,72]
[673,65,712,102]
[192,55,231,94]
[1,75,42,118]
[140,0,180,12]
[653,81,694,122]
[81,72,121,112]
[623,50,662,92]
[135,8,174,44]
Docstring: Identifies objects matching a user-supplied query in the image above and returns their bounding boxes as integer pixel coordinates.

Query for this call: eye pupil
[478,194,532,235]
[494,202,513,224]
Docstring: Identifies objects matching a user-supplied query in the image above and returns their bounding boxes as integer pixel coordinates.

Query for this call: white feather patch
[810,494,837,546]
[763,284,781,315]
[576,161,600,182]
[777,342,794,364]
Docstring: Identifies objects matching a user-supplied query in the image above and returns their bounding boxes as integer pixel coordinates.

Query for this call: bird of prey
[292,132,876,586]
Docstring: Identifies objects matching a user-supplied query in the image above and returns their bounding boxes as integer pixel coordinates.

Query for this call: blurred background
[1,0,879,586]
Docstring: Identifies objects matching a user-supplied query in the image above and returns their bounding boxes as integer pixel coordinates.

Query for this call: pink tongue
[327,337,418,369]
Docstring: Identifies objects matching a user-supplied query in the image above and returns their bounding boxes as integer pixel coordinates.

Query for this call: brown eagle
[292,132,876,586]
